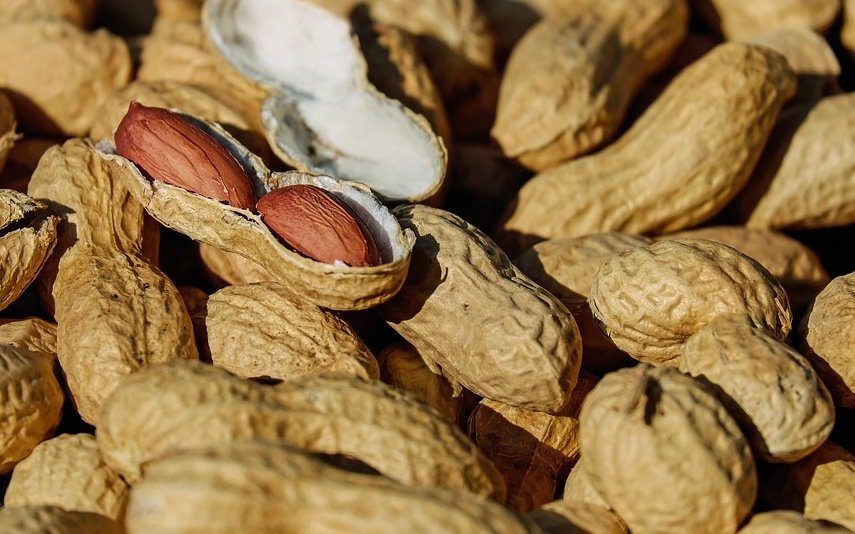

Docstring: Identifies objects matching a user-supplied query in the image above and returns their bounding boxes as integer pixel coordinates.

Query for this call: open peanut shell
[99,113,414,311]
[203,0,447,203]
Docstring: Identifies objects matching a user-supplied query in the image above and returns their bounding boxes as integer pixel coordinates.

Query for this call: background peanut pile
[0,0,854,533]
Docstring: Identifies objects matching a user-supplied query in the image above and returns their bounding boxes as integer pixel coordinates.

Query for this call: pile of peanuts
[0,0,853,532]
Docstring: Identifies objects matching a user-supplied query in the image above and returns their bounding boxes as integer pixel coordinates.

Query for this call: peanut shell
[692,0,840,39]
[155,0,203,21]
[125,441,530,533]
[736,93,855,230]
[380,205,582,413]
[665,226,830,311]
[0,0,98,27]
[0,189,58,313]
[800,272,855,408]
[104,116,414,311]
[528,500,628,534]
[199,243,274,286]
[5,434,129,520]
[0,344,63,474]
[0,21,131,136]
[762,441,855,531]
[53,243,198,424]
[514,233,650,374]
[844,0,855,60]
[0,506,121,534]
[562,458,611,510]
[590,238,792,366]
[680,316,834,462]
[0,317,56,355]
[97,361,505,500]
[739,511,852,533]
[497,42,796,253]
[206,282,379,381]
[492,0,688,170]
[580,365,757,534]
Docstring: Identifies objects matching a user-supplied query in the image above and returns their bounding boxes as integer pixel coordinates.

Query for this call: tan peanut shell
[54,243,198,424]
[125,441,530,534]
[377,342,463,423]
[580,365,758,534]
[0,344,63,474]
[0,21,131,136]
[514,233,650,374]
[0,317,56,355]
[380,205,582,413]
[206,283,379,381]
[497,42,796,254]
[0,92,19,176]
[528,500,628,534]
[469,372,598,512]
[5,434,129,520]
[0,0,98,27]
[155,0,204,21]
[692,0,841,39]
[590,238,792,366]
[665,226,830,310]
[28,138,159,314]
[562,458,611,510]
[739,511,852,533]
[177,286,209,360]
[199,243,274,286]
[844,0,855,60]
[97,361,505,499]
[745,29,840,104]
[0,506,121,534]
[736,93,855,230]
[103,116,415,311]
[680,316,834,462]
[0,189,59,313]
[762,441,855,531]
[800,272,855,408]
[492,0,688,170]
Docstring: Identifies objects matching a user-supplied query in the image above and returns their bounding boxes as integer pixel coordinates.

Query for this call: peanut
[380,204,582,413]
[0,344,63,474]
[206,282,379,381]
[799,272,855,408]
[0,506,121,534]
[257,185,381,267]
[5,434,129,520]
[0,20,131,136]
[590,238,792,366]
[580,365,757,534]
[681,316,834,462]
[528,500,628,534]
[762,441,855,531]
[125,441,530,533]
[691,0,840,39]
[735,93,855,230]
[739,511,851,533]
[97,361,505,499]
[492,0,688,170]
[115,101,257,210]
[497,42,795,253]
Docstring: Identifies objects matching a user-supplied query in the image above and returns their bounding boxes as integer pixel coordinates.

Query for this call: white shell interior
[205,0,445,202]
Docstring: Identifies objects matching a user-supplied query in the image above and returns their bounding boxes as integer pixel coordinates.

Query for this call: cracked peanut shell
[380,204,582,413]
[590,238,792,366]
[580,365,757,534]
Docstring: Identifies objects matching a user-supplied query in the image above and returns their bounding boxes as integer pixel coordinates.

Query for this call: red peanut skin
[257,185,381,267]
[115,101,256,210]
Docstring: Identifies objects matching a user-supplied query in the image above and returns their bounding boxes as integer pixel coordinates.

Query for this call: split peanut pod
[0,506,121,534]
[0,189,58,313]
[102,105,414,311]
[0,20,131,136]
[580,365,758,534]
[203,0,448,203]
[680,316,834,462]
[380,205,582,413]
[97,361,505,500]
[492,0,689,170]
[5,434,129,520]
[691,0,841,39]
[125,441,530,534]
[589,238,792,366]
[0,344,63,474]
[206,282,379,381]
[497,42,795,254]
[800,272,855,408]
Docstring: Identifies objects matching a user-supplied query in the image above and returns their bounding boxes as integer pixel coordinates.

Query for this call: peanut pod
[562,457,611,510]
[691,0,840,39]
[527,500,628,534]
[0,0,99,27]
